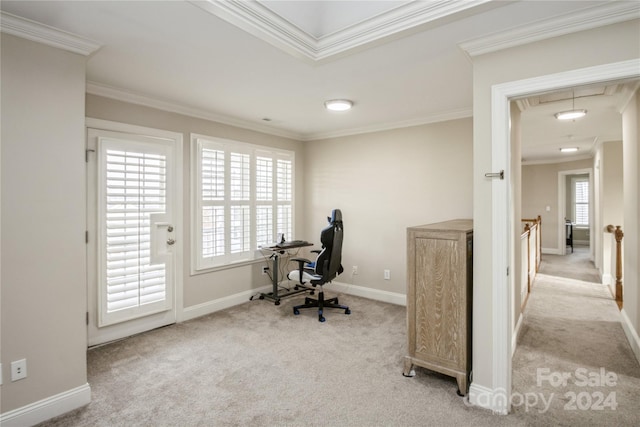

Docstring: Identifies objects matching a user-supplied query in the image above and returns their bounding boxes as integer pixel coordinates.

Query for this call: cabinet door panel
[414,236,462,368]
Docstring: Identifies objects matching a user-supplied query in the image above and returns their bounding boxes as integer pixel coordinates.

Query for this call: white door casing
[478,59,640,415]
[87,119,183,347]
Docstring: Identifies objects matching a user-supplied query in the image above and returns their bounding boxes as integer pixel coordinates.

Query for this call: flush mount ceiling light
[554,109,587,120]
[324,99,353,112]
[559,147,579,153]
[554,90,587,120]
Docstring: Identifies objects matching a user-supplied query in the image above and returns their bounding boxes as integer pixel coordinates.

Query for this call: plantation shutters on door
[88,128,178,340]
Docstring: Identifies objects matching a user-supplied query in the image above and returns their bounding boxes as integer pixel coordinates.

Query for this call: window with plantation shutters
[573,178,589,226]
[193,135,294,271]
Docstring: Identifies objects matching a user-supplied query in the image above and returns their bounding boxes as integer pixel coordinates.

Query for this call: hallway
[511,247,640,425]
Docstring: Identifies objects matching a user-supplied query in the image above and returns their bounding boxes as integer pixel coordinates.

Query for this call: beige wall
[472,19,640,396]
[1,35,88,412]
[521,159,592,251]
[85,95,306,307]
[599,140,624,284]
[303,119,473,296]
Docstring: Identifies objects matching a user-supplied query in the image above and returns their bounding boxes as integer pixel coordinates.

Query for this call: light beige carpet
[38,249,640,426]
[511,246,640,425]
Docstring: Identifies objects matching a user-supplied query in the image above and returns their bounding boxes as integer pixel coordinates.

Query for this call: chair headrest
[330,209,342,224]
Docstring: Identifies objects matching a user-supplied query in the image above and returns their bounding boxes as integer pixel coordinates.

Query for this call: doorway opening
[487,58,639,414]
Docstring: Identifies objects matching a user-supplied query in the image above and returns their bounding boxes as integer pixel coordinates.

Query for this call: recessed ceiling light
[324,99,353,112]
[554,109,587,120]
[559,147,579,153]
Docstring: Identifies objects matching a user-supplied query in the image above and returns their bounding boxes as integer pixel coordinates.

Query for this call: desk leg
[257,250,312,305]
[271,254,280,305]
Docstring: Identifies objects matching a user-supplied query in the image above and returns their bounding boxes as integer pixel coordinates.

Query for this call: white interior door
[87,125,181,346]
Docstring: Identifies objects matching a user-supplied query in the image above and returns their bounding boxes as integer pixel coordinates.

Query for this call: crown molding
[618,80,640,113]
[521,153,594,166]
[0,11,101,56]
[302,107,472,141]
[191,0,492,62]
[87,81,471,143]
[459,1,640,57]
[86,81,303,141]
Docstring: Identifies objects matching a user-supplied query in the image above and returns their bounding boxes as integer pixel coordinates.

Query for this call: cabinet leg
[456,374,468,396]
[402,358,415,377]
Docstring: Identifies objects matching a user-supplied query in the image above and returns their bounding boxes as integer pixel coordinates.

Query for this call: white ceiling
[1,0,638,163]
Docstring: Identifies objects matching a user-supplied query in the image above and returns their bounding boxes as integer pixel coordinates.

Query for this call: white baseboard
[180,281,405,322]
[329,281,406,306]
[0,383,91,427]
[178,279,406,325]
[542,247,562,255]
[602,273,613,286]
[180,285,271,321]
[468,383,509,414]
[512,313,524,357]
[620,309,640,366]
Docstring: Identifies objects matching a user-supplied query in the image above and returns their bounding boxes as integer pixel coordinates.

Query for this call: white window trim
[190,133,295,274]
[571,176,590,227]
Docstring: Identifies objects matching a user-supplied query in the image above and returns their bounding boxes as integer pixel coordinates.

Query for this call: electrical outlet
[262,266,269,275]
[384,269,391,280]
[11,359,27,381]
[0,363,3,385]
[352,266,358,275]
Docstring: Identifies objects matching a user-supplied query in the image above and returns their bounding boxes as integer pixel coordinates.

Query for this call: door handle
[484,170,504,180]
[167,238,175,245]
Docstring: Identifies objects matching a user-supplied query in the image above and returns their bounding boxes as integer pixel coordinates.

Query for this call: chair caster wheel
[259,295,264,300]
[319,316,325,322]
[345,309,351,315]
[310,291,315,295]
[294,286,299,290]
[275,300,280,306]
[293,308,300,315]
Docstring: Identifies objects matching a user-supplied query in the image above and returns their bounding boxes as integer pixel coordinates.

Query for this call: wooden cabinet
[403,219,473,395]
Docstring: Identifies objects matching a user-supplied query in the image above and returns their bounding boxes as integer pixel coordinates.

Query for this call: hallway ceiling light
[554,109,587,120]
[559,147,579,153]
[324,99,353,111]
[554,90,587,120]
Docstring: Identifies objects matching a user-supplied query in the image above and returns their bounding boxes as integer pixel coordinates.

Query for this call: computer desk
[256,241,314,305]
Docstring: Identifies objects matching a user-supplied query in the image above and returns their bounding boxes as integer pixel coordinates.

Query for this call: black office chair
[288,209,350,322]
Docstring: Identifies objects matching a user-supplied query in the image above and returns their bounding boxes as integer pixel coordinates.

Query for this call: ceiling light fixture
[554,90,587,120]
[324,99,353,112]
[559,147,579,153]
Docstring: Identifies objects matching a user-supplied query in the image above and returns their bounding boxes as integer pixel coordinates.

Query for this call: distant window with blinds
[573,178,589,226]
[192,135,294,271]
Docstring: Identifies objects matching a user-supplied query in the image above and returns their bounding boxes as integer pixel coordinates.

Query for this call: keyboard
[275,240,309,248]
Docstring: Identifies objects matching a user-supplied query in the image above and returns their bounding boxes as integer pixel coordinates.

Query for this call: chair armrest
[289,257,312,285]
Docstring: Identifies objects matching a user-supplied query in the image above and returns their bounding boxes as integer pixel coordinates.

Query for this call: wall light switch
[545,205,551,212]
